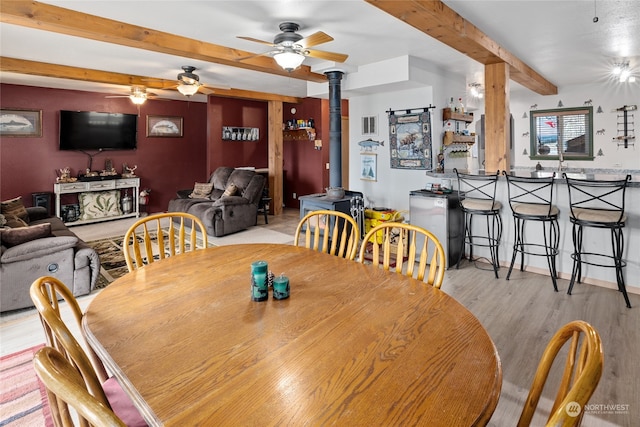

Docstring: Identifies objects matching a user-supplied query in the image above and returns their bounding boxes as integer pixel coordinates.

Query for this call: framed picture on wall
[360,153,377,181]
[0,109,42,137]
[146,115,183,137]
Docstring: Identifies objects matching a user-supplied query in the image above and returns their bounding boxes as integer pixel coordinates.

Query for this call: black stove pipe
[325,70,344,189]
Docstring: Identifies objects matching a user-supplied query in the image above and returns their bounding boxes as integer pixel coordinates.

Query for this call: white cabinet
[54,177,140,226]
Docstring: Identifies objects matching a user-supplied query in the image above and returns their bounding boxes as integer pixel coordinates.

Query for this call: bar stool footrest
[513,243,559,257]
[570,252,627,269]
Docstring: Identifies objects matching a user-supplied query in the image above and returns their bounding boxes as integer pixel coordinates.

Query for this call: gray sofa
[0,207,100,312]
[168,167,265,237]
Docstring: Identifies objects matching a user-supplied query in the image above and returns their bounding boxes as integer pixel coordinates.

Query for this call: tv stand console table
[54,177,140,226]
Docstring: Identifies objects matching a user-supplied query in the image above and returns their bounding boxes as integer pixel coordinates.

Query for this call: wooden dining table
[83,244,502,426]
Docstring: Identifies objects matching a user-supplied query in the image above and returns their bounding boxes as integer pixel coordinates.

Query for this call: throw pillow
[1,196,29,224]
[222,183,238,197]
[189,182,214,199]
[3,214,28,228]
[0,214,6,227]
[0,223,51,247]
[78,190,122,221]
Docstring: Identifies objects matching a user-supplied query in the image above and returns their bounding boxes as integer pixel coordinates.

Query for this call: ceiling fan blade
[237,36,275,46]
[198,86,216,95]
[306,48,348,63]
[105,95,129,98]
[298,31,333,48]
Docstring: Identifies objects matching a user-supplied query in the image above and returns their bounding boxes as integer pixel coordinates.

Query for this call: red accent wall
[207,97,269,174]
[0,84,208,214]
[282,98,349,208]
[1,83,347,216]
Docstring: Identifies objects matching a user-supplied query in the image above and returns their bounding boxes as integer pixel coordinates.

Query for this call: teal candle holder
[273,274,289,300]
[251,261,268,302]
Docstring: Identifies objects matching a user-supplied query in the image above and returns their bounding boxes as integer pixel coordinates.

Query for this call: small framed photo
[146,115,183,137]
[360,153,377,181]
[0,109,42,137]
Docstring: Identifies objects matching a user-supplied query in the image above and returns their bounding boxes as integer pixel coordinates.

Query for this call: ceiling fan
[237,22,348,72]
[105,86,159,105]
[167,66,217,97]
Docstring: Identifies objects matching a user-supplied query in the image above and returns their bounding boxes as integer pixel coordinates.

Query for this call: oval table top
[83,244,501,426]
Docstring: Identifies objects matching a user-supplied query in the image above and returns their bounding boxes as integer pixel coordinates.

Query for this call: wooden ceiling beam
[0,57,302,103]
[365,0,557,95]
[0,0,327,84]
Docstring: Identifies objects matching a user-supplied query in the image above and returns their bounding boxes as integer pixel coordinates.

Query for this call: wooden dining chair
[358,222,446,289]
[518,320,603,427]
[30,276,148,427]
[123,212,208,271]
[294,210,360,260]
[34,346,127,427]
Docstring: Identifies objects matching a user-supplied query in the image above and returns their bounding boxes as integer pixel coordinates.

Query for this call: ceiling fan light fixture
[177,83,200,96]
[274,51,305,72]
[129,94,146,105]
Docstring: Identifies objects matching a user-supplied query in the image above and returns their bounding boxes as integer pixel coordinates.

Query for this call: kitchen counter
[425,168,640,297]
[431,168,640,186]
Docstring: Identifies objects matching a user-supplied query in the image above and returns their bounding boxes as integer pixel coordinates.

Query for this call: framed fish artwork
[146,115,183,137]
[0,109,42,137]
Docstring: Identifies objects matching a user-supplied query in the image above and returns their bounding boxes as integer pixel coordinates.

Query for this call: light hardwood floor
[1,208,637,426]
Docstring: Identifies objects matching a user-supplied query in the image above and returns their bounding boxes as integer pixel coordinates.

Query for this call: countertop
[428,168,640,187]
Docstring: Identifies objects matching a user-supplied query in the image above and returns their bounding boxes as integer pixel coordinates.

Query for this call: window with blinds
[529,107,594,160]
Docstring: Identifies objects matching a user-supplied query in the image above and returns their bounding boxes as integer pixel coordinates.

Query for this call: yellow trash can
[364,209,404,244]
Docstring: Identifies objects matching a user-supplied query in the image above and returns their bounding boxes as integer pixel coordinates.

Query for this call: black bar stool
[454,169,503,278]
[503,172,560,291]
[564,174,632,308]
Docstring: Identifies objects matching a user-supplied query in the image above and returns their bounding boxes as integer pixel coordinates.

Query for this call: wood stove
[299,191,365,239]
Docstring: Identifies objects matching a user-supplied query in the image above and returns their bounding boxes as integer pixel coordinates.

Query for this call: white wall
[347,61,464,214]
[511,82,640,171]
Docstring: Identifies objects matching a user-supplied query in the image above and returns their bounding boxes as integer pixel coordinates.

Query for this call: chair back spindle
[124,212,208,271]
[294,210,360,260]
[359,222,445,289]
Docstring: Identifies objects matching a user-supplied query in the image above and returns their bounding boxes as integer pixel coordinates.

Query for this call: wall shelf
[444,131,476,145]
[442,108,474,123]
[284,128,316,141]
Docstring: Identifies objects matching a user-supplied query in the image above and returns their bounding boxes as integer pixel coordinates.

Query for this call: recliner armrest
[212,196,251,207]
[0,236,78,264]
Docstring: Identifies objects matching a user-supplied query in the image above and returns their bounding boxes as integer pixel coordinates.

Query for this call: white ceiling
[1,0,638,102]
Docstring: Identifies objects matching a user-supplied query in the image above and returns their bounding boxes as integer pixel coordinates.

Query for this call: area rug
[0,344,54,427]
[87,229,213,288]
[86,234,131,289]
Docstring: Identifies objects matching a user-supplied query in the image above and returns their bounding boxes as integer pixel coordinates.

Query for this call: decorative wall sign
[0,109,42,137]
[146,116,183,137]
[388,109,433,170]
[222,126,259,141]
[360,153,377,181]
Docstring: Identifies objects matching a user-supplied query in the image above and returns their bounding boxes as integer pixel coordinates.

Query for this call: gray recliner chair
[168,167,265,237]
[0,207,100,312]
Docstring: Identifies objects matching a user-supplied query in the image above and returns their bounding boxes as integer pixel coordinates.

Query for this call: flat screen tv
[59,110,138,151]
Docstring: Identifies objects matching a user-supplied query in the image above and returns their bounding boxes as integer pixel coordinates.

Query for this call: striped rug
[0,344,53,427]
